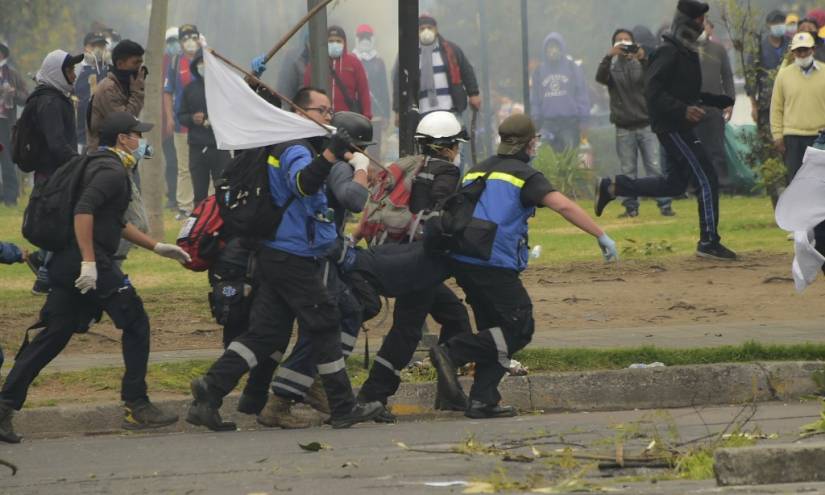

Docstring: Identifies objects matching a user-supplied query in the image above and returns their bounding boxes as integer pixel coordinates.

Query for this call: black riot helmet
[331,111,375,149]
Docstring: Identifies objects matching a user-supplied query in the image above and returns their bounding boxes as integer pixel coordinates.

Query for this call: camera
[620,43,640,54]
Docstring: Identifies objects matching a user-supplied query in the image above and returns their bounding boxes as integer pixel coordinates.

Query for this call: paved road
[30,319,825,374]
[1,402,823,494]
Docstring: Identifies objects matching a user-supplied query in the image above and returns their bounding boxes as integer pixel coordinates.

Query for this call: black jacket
[177,58,217,147]
[25,85,78,175]
[393,37,480,114]
[644,33,701,134]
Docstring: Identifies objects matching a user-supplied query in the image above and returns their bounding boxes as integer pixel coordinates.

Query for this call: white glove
[598,233,619,262]
[153,242,192,264]
[349,152,370,174]
[75,261,98,294]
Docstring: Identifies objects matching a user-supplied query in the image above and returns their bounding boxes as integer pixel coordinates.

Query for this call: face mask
[165,41,181,56]
[419,28,436,45]
[451,149,461,167]
[771,24,787,37]
[357,39,374,52]
[787,24,798,36]
[697,31,708,43]
[182,38,199,54]
[796,54,815,68]
[328,41,344,58]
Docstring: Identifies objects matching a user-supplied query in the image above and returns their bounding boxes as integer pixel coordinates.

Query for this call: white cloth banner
[203,49,330,150]
[792,230,825,293]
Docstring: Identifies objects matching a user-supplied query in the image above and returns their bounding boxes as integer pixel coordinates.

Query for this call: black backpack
[12,91,48,173]
[423,170,498,261]
[215,146,294,239]
[22,153,95,251]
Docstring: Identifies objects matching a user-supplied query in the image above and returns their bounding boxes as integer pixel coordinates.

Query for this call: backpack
[12,91,48,173]
[423,170,498,260]
[215,146,294,239]
[358,155,426,245]
[176,195,225,271]
[21,154,93,250]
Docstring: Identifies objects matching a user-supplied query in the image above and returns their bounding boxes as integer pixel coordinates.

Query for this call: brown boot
[303,378,331,415]
[257,395,311,429]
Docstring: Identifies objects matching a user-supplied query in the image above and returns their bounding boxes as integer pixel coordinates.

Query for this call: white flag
[203,49,330,150]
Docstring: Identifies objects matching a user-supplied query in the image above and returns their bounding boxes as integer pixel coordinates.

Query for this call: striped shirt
[419,44,453,114]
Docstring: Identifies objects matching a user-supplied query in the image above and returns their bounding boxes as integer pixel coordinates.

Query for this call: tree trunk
[143,0,169,240]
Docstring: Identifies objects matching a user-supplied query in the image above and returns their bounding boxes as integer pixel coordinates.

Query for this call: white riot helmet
[414,111,468,144]
[165,27,179,42]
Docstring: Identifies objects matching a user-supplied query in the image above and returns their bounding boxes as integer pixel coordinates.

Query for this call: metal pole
[307,0,330,94]
[520,0,531,117]
[478,0,493,157]
[398,0,420,158]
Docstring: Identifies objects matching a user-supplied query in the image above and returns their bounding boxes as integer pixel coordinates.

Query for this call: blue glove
[251,54,267,77]
[0,242,22,264]
[597,234,618,262]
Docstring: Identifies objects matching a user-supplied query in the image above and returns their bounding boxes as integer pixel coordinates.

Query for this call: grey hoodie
[35,50,74,95]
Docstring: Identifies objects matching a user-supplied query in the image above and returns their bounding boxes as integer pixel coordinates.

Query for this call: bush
[532,145,594,199]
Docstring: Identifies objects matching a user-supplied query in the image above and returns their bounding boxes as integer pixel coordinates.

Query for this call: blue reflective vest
[452,157,540,272]
[263,140,337,258]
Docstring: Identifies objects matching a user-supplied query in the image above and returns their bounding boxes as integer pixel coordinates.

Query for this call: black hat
[328,25,347,40]
[83,32,107,46]
[677,0,709,19]
[111,40,144,65]
[419,14,437,27]
[179,24,200,39]
[100,112,153,141]
[61,52,84,71]
[331,111,375,148]
[766,10,786,25]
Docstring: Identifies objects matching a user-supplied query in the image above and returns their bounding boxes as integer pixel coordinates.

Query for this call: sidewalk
[29,319,825,374]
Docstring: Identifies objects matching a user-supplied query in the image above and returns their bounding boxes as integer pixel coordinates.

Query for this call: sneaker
[123,398,179,430]
[237,393,268,415]
[31,278,50,296]
[329,401,383,429]
[175,209,191,221]
[257,395,311,429]
[594,177,614,217]
[660,206,676,217]
[429,345,467,411]
[696,241,737,261]
[0,403,21,443]
[186,378,237,431]
[618,209,639,218]
[373,404,397,424]
[303,377,331,415]
[464,400,517,419]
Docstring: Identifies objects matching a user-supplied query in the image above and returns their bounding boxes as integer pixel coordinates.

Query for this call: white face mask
[796,54,815,68]
[182,38,199,54]
[419,28,436,45]
[328,41,344,58]
[697,31,708,43]
[357,38,373,52]
[451,148,461,167]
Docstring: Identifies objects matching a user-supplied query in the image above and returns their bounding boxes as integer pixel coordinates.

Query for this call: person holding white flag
[188,84,384,431]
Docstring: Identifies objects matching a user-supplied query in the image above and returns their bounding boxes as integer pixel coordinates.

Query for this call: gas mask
[419,28,436,45]
[182,38,199,54]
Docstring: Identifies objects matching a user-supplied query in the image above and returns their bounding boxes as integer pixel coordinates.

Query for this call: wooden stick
[208,48,388,171]
[263,0,335,64]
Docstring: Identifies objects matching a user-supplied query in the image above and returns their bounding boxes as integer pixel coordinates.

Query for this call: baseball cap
[356,24,374,36]
[497,114,538,156]
[791,31,816,50]
[84,32,107,46]
[100,112,153,141]
[179,24,200,39]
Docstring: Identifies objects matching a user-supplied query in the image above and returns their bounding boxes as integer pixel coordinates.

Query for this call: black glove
[327,129,355,160]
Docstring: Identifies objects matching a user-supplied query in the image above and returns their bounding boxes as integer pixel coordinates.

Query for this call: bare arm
[74,214,96,262]
[542,191,604,237]
[122,223,157,251]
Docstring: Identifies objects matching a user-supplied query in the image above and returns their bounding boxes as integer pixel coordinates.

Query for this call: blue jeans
[615,126,671,211]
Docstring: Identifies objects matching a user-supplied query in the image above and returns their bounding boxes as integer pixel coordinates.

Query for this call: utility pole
[398,0,419,157]
[307,0,330,94]
[520,0,531,117]
[143,0,168,240]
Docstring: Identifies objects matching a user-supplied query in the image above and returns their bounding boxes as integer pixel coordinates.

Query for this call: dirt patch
[1,251,821,357]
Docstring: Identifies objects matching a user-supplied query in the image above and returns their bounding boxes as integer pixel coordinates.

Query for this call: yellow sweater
[770,62,825,140]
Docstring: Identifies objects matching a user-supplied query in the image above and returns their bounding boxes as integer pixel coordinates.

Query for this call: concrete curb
[715,442,825,486]
[13,361,825,440]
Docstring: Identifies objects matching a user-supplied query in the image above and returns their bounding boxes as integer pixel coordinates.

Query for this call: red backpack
[176,195,225,271]
[356,155,426,245]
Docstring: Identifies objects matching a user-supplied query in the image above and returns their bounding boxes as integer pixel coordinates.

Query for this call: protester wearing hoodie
[595,0,738,261]
[75,32,108,152]
[530,32,590,153]
[304,26,372,119]
[746,10,788,130]
[177,53,230,205]
[353,24,390,158]
[0,40,28,207]
[87,40,145,150]
[596,29,672,218]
